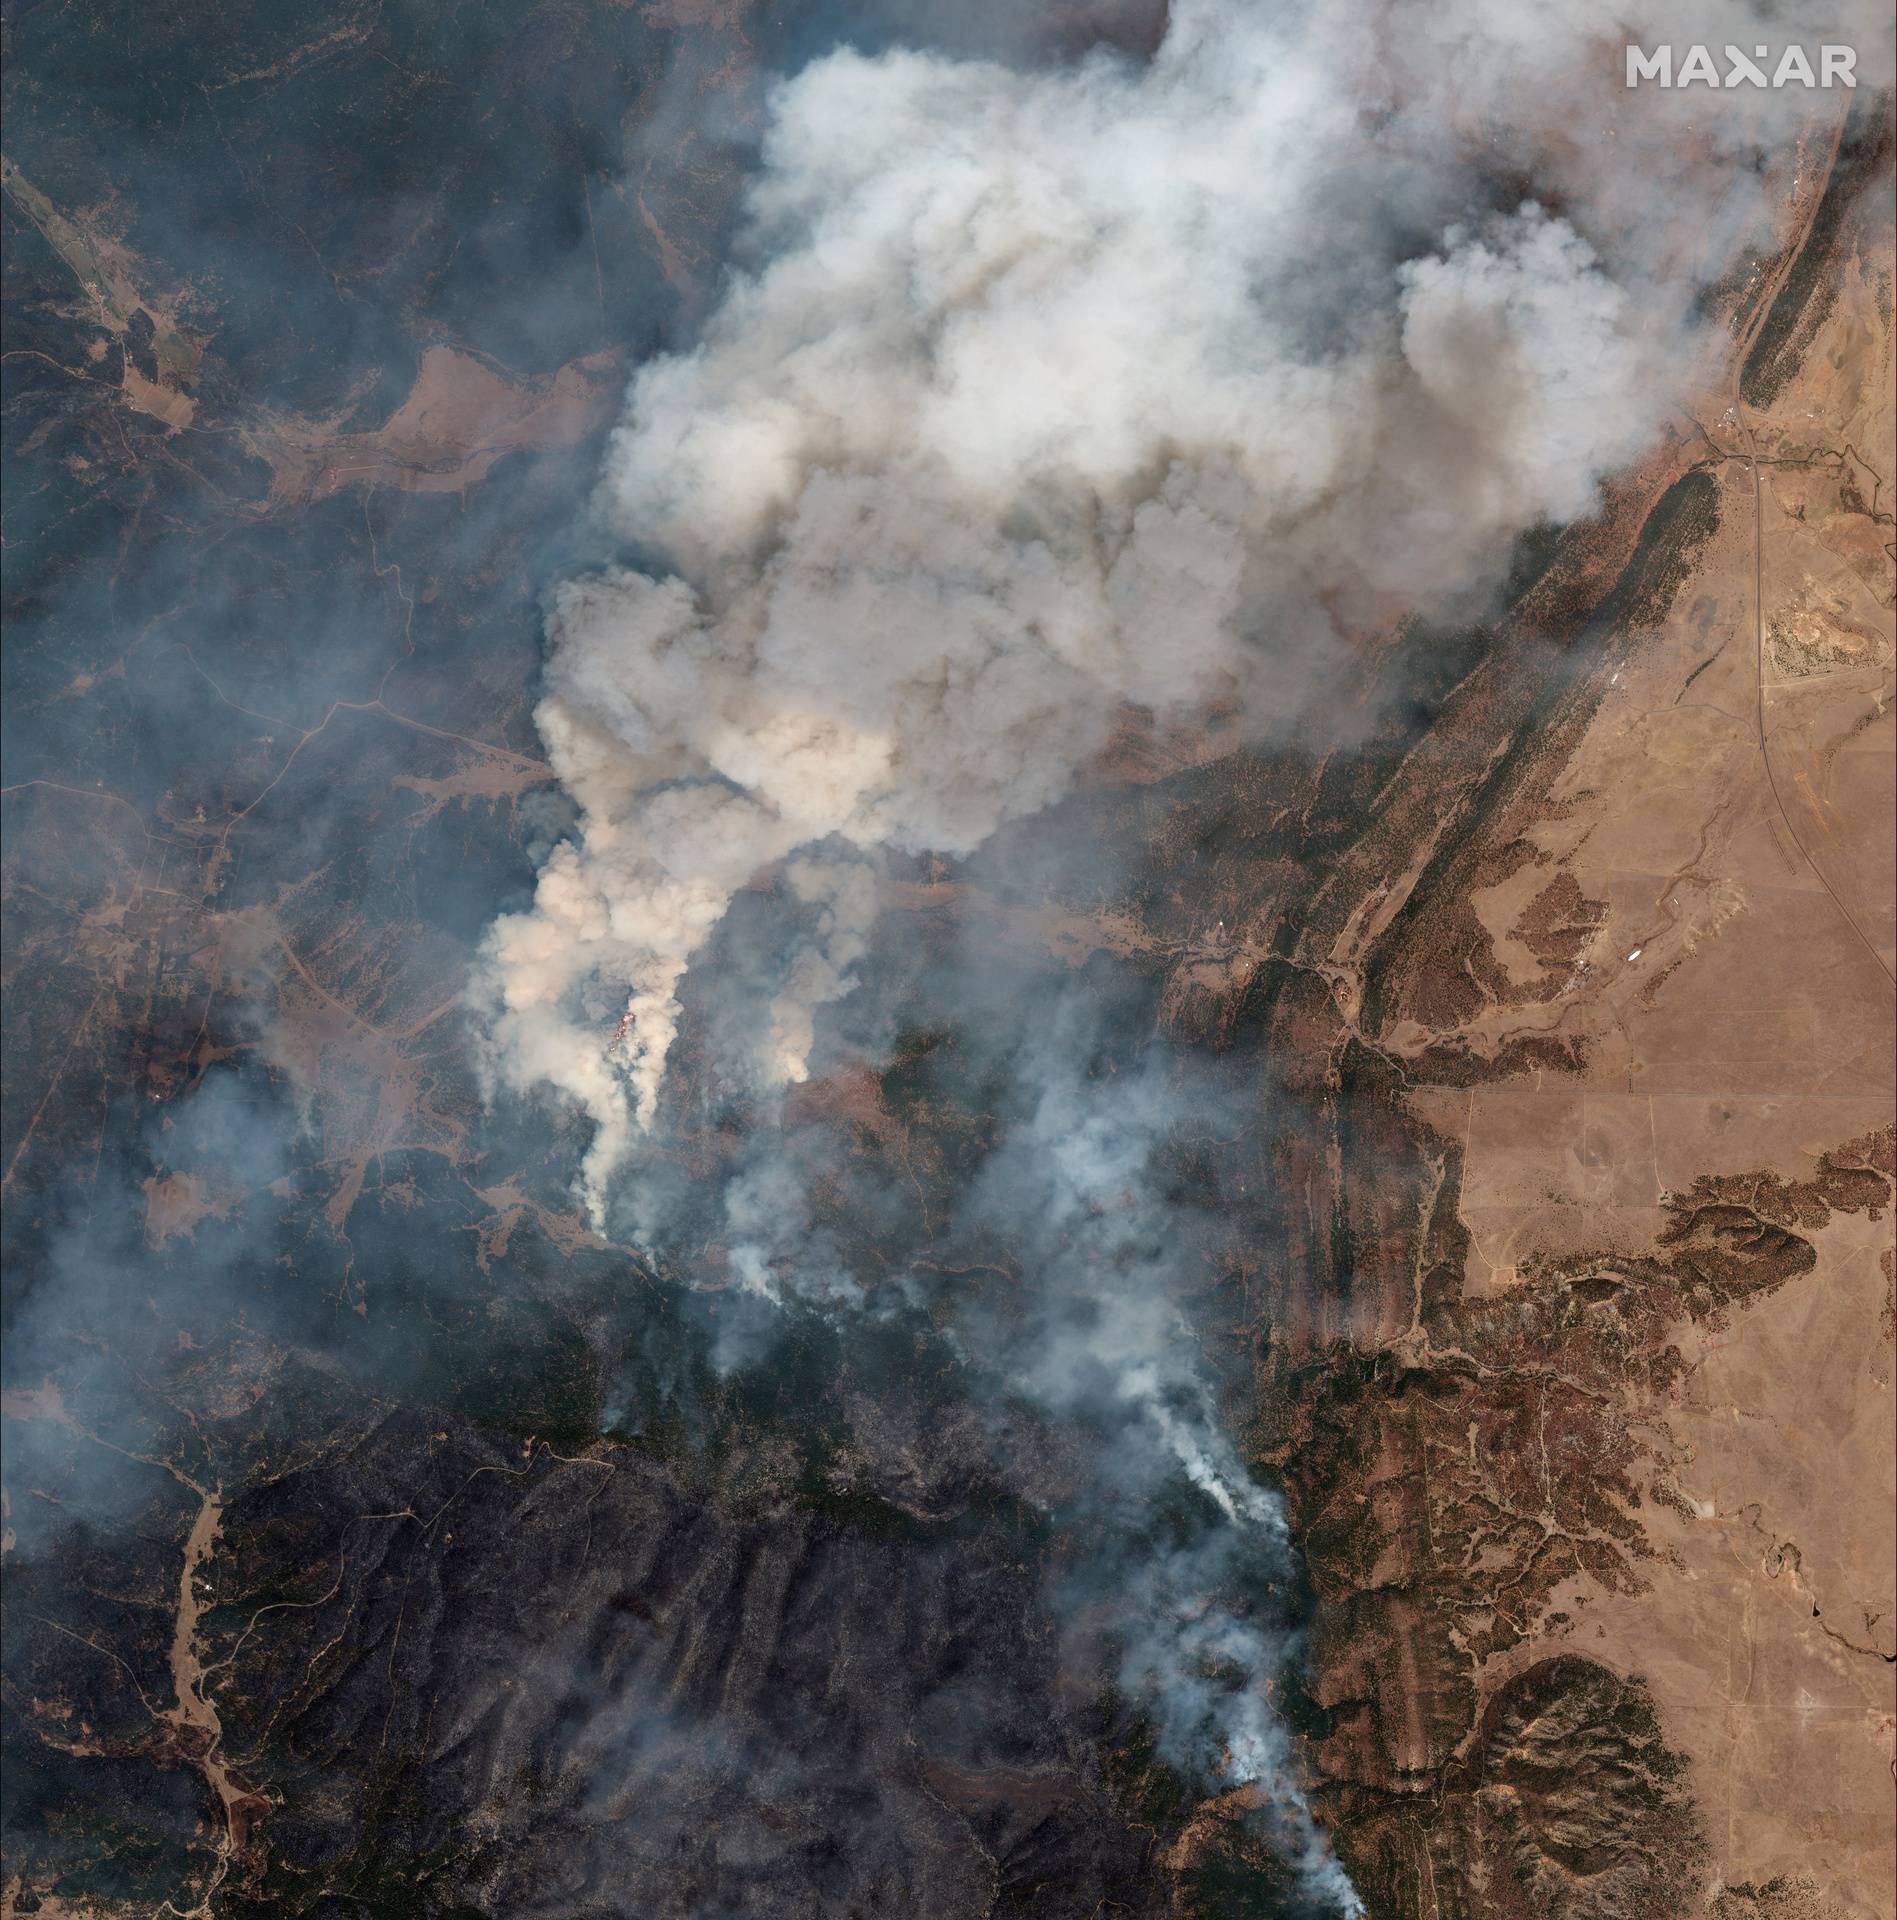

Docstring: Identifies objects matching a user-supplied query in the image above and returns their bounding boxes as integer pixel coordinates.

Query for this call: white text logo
[1625,44,1857,88]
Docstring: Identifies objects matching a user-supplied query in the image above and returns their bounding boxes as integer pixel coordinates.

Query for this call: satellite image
[2,3,1893,1916]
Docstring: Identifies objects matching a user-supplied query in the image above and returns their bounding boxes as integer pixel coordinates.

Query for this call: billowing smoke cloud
[482,0,1892,1184]
[480,0,1804,1195]
[472,0,1892,1903]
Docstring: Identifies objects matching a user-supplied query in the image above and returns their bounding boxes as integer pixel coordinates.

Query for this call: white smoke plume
[475,1,1889,1901]
[958,1033,1363,1909]
[469,0,1897,1203]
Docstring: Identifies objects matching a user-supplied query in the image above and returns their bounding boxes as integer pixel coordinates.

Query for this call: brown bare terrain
[240,344,626,509]
[1239,105,1895,1920]
[0,154,207,430]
